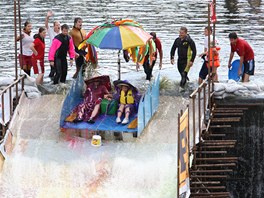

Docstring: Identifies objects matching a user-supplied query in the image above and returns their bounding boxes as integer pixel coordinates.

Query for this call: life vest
[120,90,134,104]
[208,46,220,67]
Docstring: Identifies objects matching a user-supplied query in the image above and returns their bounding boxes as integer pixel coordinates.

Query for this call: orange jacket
[208,46,220,67]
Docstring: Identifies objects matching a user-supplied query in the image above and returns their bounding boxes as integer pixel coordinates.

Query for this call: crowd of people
[17,11,255,86]
[15,11,256,126]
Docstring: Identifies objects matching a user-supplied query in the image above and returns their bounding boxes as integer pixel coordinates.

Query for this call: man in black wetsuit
[170,26,197,88]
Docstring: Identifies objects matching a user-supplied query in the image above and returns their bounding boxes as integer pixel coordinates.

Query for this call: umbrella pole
[118,50,121,80]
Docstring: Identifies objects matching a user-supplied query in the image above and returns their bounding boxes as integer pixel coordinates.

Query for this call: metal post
[18,0,23,69]
[118,50,121,80]
[192,96,196,169]
[177,113,180,198]
[14,0,18,80]
[208,3,211,112]
[198,88,201,142]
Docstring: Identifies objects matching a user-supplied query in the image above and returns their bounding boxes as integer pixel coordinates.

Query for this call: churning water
[0,0,264,197]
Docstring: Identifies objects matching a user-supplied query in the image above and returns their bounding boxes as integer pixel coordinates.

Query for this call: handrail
[0,75,25,139]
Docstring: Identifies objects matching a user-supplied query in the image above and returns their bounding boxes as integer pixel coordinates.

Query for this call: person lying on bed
[72,79,112,124]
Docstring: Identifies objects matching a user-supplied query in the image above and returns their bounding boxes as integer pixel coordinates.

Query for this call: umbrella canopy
[82,19,152,50]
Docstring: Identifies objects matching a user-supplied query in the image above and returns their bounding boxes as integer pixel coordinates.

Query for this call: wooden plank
[201,142,236,145]
[191,181,221,185]
[200,145,235,148]
[214,109,244,113]
[207,134,226,137]
[190,192,230,196]
[214,112,244,116]
[191,186,226,190]
[195,151,227,154]
[191,175,228,179]
[212,118,241,122]
[210,125,232,128]
[191,169,233,173]
[195,163,236,167]
[203,140,236,142]
[214,107,248,110]
[196,157,238,162]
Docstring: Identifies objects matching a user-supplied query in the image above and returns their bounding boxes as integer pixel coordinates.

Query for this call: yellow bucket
[91,135,102,147]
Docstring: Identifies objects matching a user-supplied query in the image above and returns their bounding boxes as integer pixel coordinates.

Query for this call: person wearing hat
[115,83,135,124]
[68,76,112,124]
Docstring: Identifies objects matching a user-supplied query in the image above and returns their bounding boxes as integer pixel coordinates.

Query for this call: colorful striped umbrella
[79,19,152,79]
[81,19,152,50]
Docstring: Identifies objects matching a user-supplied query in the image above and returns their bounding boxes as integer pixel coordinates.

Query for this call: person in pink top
[48,24,75,84]
[30,27,47,85]
[228,32,255,82]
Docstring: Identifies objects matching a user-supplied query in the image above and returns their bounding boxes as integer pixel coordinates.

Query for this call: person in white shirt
[45,10,61,77]
[16,21,34,76]
[198,26,218,84]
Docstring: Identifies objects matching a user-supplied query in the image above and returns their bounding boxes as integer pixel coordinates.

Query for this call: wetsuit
[48,34,75,84]
[69,27,87,77]
[170,35,196,87]
[143,37,162,80]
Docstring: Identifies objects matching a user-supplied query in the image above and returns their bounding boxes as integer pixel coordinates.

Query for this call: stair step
[191,186,226,190]
[206,134,226,137]
[191,181,221,185]
[196,157,238,162]
[210,125,232,128]
[195,163,236,167]
[190,192,230,197]
[214,112,244,116]
[191,175,228,179]
[191,169,233,173]
[195,151,227,154]
[212,117,241,122]
[200,145,235,149]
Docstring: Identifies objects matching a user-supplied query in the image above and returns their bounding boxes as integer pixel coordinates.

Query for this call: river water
[0,0,264,198]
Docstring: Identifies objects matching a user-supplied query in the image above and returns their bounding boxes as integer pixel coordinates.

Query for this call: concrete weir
[190,97,264,198]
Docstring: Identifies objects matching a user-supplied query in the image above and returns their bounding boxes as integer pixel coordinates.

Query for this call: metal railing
[0,75,25,139]
[177,77,214,197]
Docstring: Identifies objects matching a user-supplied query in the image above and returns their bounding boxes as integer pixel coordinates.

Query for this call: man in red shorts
[228,32,255,82]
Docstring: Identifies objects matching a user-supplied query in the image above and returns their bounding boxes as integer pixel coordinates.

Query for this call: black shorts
[243,59,255,75]
[199,61,208,80]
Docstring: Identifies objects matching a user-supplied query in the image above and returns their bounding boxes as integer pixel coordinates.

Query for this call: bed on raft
[60,72,160,138]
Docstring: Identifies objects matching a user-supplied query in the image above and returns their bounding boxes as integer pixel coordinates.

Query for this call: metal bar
[177,113,180,198]
[194,163,236,167]
[191,169,233,173]
[195,157,238,161]
[192,186,226,190]
[0,76,25,95]
[191,181,221,184]
[207,4,211,112]
[18,0,23,58]
[14,0,18,80]
[214,113,244,116]
[118,50,121,80]
[192,96,196,169]
[1,94,5,125]
[9,88,12,116]
[210,125,232,128]
[198,88,201,143]
[200,145,235,149]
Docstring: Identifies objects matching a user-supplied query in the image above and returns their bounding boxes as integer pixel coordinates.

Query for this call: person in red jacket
[228,32,255,82]
[30,27,47,85]
[48,24,75,84]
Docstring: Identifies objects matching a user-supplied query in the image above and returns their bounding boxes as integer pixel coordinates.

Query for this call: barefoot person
[30,27,47,85]
[17,21,34,76]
